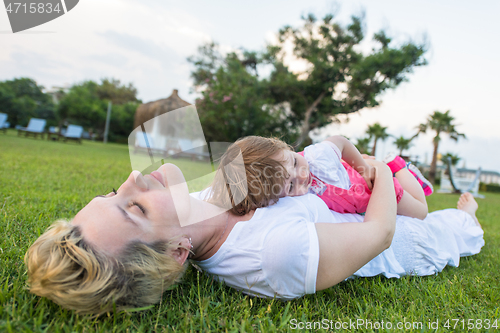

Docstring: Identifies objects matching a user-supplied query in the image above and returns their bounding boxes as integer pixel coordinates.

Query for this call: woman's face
[72,163,191,257]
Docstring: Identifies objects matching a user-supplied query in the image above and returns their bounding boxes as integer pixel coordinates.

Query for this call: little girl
[211,135,433,219]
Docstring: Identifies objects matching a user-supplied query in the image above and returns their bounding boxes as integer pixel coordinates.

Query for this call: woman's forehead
[72,198,139,254]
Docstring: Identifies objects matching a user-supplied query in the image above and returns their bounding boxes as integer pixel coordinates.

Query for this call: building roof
[133,89,191,129]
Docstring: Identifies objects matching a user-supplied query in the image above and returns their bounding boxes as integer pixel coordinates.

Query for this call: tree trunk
[371,138,378,156]
[294,91,326,148]
[399,148,403,156]
[429,140,439,184]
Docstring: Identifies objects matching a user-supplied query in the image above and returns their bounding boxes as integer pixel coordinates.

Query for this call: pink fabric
[298,151,404,214]
[386,155,407,174]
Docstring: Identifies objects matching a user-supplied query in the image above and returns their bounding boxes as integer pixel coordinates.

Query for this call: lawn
[1,130,499,332]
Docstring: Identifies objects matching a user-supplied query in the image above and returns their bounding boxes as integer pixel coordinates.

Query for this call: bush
[479,182,500,193]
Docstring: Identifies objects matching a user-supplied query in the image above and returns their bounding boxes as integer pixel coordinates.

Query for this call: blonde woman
[25,144,484,315]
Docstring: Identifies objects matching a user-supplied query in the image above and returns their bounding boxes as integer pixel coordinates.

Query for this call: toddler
[211,136,432,218]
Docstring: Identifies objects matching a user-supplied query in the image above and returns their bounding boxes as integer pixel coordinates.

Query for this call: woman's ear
[170,238,191,265]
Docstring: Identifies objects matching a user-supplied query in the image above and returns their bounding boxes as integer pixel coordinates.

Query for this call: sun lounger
[17,118,46,138]
[174,138,210,161]
[0,113,8,133]
[62,125,83,143]
[133,131,168,157]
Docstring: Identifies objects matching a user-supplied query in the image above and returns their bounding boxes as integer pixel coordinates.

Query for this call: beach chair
[133,131,167,157]
[175,138,210,161]
[17,118,46,139]
[62,125,83,144]
[0,113,8,133]
[438,157,484,198]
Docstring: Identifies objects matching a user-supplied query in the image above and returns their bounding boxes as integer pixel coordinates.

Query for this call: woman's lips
[149,171,165,187]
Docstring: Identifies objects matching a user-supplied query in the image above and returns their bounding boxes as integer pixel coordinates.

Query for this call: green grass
[1,129,499,332]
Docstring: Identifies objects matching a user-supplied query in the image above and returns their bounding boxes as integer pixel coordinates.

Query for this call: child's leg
[395,168,428,219]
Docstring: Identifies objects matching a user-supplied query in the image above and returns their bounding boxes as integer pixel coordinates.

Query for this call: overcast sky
[1,0,499,171]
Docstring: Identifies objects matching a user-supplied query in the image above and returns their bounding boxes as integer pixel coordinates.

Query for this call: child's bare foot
[457,192,481,227]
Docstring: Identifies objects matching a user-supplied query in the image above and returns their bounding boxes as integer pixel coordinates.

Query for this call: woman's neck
[185,197,256,261]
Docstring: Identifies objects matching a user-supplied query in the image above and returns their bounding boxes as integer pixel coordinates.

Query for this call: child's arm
[324,135,374,190]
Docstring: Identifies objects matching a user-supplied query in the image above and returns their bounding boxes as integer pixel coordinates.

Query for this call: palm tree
[441,152,461,167]
[355,137,371,154]
[414,110,466,184]
[366,123,390,156]
[393,135,413,156]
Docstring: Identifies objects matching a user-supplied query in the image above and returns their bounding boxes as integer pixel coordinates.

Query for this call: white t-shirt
[191,191,484,300]
[193,192,333,299]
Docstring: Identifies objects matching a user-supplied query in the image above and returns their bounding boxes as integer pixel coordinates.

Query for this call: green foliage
[0,77,56,127]
[442,152,461,166]
[479,182,500,193]
[1,131,499,331]
[189,12,427,146]
[57,79,140,142]
[96,78,139,105]
[393,135,413,156]
[416,110,466,144]
[189,44,291,143]
[366,122,390,156]
[108,102,140,144]
[57,81,108,130]
[266,13,427,146]
[354,136,371,154]
[415,110,466,183]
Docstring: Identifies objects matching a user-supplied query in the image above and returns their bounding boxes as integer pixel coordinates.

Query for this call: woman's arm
[315,160,397,290]
[324,135,374,189]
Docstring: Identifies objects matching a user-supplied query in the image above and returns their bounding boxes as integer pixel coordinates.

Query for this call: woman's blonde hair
[208,136,292,216]
[25,220,188,315]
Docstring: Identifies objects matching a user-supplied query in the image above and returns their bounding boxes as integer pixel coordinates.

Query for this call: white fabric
[304,141,351,191]
[192,192,484,300]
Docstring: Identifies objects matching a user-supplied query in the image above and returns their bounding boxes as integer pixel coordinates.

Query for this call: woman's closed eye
[130,201,146,215]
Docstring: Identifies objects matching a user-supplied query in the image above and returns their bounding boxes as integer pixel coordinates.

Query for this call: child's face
[274,149,311,197]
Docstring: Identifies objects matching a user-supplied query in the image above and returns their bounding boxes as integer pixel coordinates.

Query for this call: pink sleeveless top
[298,149,403,214]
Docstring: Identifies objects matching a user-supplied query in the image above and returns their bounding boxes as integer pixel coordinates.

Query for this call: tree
[393,135,413,156]
[189,43,290,143]
[266,13,427,147]
[354,137,371,154]
[441,152,461,167]
[0,77,56,127]
[366,123,390,156]
[57,79,140,141]
[415,110,466,184]
[96,78,139,105]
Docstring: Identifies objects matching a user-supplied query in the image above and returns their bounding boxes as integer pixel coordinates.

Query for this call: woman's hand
[358,163,376,190]
[315,158,396,291]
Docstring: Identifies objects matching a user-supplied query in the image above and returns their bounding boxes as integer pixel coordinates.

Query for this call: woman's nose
[130,170,148,190]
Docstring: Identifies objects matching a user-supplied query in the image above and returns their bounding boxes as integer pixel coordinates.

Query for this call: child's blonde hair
[209,136,292,215]
[25,220,187,315]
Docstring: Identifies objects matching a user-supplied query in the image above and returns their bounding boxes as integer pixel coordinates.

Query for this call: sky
[1,0,499,172]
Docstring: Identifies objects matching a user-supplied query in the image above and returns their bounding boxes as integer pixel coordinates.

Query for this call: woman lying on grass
[25,140,484,315]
